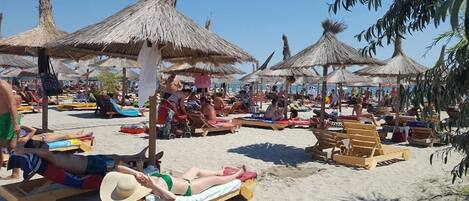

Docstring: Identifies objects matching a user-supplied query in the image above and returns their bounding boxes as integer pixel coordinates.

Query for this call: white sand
[1,106,468,201]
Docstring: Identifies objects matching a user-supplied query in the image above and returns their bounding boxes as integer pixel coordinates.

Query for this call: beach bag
[40,61,63,96]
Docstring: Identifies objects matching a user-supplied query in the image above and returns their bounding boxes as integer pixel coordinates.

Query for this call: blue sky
[0,0,451,73]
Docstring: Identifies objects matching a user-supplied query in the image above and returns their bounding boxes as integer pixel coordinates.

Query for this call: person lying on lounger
[12,147,162,177]
[16,125,93,144]
[114,164,246,200]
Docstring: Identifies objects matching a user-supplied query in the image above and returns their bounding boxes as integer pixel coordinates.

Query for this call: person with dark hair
[161,74,182,99]
[167,85,192,116]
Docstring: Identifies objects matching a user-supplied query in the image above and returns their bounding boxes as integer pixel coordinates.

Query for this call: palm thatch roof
[47,0,255,63]
[294,76,321,84]
[355,37,427,77]
[0,0,67,55]
[162,62,245,76]
[272,19,383,69]
[119,68,140,80]
[326,68,367,84]
[93,57,140,68]
[50,60,79,75]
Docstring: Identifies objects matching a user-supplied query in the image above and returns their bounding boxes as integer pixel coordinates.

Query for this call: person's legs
[190,167,245,194]
[15,147,88,175]
[6,138,20,179]
[38,131,92,142]
[180,167,223,180]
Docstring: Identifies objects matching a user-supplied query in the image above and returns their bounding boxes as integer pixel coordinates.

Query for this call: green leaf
[451,0,464,30]
[465,1,469,39]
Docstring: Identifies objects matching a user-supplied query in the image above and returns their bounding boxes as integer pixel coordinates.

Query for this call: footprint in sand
[261,166,326,179]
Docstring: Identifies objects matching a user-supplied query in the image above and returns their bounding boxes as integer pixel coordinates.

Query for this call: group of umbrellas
[0,0,429,165]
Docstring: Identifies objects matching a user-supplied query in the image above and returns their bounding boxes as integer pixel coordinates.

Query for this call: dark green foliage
[329,0,469,181]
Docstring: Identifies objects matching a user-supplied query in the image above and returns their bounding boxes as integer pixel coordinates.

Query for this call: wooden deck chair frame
[0,178,94,201]
[305,129,344,161]
[212,179,257,201]
[333,122,410,170]
[188,113,237,137]
[408,127,437,147]
[234,118,289,131]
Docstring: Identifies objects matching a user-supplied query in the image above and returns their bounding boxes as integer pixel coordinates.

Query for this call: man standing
[0,80,20,179]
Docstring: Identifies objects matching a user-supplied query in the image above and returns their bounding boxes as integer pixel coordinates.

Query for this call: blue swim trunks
[85,155,114,175]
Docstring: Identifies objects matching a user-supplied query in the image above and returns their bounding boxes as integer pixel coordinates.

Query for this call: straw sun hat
[100,172,152,201]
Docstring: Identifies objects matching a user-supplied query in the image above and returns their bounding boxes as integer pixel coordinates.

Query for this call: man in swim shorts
[0,80,20,179]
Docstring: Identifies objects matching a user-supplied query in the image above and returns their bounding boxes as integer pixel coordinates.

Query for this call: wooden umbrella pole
[121,68,127,105]
[378,83,382,104]
[148,90,157,166]
[320,65,329,129]
[38,48,49,132]
[394,74,401,132]
[338,82,343,113]
[284,80,289,119]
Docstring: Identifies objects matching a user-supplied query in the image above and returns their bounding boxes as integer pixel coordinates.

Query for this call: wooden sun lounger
[305,129,344,161]
[56,103,97,111]
[0,178,94,201]
[333,122,410,170]
[188,113,238,137]
[233,118,289,131]
[212,178,256,201]
[408,127,437,147]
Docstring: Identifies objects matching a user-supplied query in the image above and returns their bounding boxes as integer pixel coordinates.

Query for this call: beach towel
[7,154,103,189]
[137,41,161,108]
[110,99,140,117]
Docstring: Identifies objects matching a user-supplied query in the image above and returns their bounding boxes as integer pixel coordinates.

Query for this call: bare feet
[0,174,20,180]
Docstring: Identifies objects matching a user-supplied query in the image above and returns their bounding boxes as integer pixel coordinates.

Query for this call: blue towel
[47,140,72,149]
[110,99,140,117]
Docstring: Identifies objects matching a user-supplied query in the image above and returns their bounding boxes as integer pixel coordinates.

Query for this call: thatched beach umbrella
[0,67,37,79]
[0,0,67,131]
[46,0,254,166]
[272,19,383,128]
[162,62,245,76]
[0,13,37,69]
[326,68,367,112]
[92,57,140,104]
[356,36,427,131]
[47,0,254,63]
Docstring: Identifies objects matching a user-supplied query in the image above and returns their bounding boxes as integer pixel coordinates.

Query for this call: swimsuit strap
[182,178,192,196]
[151,173,173,191]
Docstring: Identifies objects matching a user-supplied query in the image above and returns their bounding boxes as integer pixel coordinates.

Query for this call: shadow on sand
[227,143,310,167]
[342,192,401,201]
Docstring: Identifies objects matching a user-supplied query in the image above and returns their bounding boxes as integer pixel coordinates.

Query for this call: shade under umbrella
[271,19,383,127]
[47,0,254,63]
[162,62,245,76]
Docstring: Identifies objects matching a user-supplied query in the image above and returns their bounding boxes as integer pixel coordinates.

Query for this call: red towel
[223,167,257,182]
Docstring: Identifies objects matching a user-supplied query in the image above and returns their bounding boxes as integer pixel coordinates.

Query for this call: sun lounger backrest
[343,122,376,131]
[313,129,339,150]
[345,125,383,157]
[410,127,434,139]
[188,113,212,128]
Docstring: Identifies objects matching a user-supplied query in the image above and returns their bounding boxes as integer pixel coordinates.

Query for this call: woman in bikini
[119,165,246,200]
